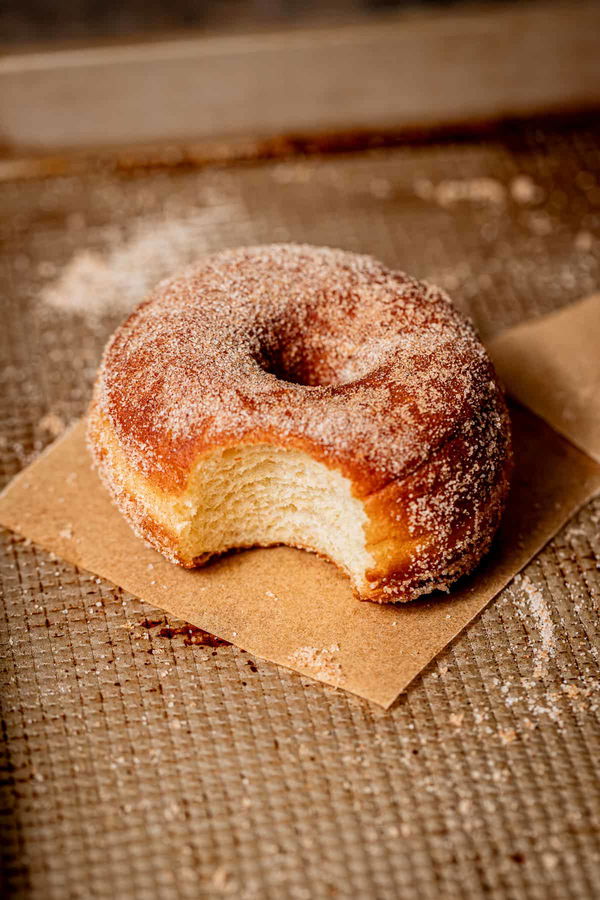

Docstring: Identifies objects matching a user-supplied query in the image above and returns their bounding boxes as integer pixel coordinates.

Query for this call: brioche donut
[88,244,511,603]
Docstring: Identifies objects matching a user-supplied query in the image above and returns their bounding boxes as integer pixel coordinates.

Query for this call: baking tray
[1,112,600,897]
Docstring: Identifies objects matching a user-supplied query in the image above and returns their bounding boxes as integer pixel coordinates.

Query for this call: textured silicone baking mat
[1,120,599,898]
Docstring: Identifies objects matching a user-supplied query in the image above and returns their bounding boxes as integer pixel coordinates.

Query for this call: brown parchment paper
[488,293,600,464]
[1,296,599,708]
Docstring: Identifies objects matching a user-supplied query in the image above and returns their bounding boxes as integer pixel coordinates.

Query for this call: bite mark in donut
[87,244,512,603]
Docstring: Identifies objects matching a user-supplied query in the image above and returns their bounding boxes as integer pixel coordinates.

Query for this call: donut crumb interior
[173,444,374,590]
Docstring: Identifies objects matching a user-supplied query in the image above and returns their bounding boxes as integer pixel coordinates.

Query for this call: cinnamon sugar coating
[88,244,511,602]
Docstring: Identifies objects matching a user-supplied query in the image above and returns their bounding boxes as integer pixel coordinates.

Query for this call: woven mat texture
[1,120,599,900]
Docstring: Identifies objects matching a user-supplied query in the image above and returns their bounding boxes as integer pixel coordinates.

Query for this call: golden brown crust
[87,244,512,603]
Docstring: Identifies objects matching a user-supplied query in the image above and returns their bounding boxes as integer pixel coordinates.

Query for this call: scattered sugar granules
[37,412,66,438]
[414,173,544,209]
[289,644,342,683]
[413,177,506,207]
[510,174,544,205]
[574,230,594,252]
[513,574,556,678]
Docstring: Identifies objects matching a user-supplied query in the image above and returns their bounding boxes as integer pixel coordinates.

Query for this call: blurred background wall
[2,0,510,45]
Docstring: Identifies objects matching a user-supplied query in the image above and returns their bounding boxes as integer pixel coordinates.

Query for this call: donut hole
[257,328,397,388]
[257,343,339,387]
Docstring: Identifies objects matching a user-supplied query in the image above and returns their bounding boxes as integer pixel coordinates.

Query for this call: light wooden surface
[1,1,599,153]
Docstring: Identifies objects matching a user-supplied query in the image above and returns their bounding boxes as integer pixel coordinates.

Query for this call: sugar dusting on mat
[513,574,556,677]
[413,177,506,207]
[413,174,543,208]
[40,203,242,321]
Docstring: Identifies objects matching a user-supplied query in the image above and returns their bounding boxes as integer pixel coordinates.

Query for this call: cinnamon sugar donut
[88,244,511,603]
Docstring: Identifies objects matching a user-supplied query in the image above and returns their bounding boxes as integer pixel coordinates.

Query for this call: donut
[87,244,511,603]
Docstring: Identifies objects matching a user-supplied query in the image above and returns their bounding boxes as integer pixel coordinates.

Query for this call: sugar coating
[95,244,505,485]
